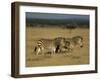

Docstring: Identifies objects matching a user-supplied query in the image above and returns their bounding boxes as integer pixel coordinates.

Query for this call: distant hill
[26,18,89,28]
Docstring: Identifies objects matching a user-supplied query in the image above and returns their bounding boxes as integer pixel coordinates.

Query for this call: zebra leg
[34,46,41,55]
[55,45,60,53]
[51,47,56,56]
[34,46,37,55]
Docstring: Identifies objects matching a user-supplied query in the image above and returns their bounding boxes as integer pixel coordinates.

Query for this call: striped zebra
[54,37,67,53]
[34,38,57,55]
[34,36,83,55]
[34,37,66,55]
[64,36,83,52]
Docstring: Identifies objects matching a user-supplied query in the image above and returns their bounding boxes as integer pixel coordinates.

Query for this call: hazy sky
[26,12,89,20]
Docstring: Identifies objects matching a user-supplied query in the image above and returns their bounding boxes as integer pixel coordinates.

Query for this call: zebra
[64,36,83,52]
[54,37,67,53]
[34,36,83,55]
[34,38,57,55]
[72,36,83,48]
[34,37,66,55]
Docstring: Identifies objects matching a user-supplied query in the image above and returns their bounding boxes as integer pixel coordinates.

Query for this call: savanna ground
[26,26,89,67]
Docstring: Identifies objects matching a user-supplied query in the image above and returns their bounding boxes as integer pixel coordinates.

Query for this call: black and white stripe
[34,39,57,55]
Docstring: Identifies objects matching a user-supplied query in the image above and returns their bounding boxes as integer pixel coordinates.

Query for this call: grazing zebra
[64,36,83,52]
[34,39,57,55]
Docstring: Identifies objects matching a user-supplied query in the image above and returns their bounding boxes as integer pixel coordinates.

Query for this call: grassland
[26,26,89,67]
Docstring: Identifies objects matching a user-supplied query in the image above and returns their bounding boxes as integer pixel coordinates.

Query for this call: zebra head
[72,36,83,48]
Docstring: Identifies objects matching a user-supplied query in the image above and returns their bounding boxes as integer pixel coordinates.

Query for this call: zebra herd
[34,36,83,55]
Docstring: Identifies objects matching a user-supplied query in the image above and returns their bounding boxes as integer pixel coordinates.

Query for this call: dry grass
[26,26,89,67]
